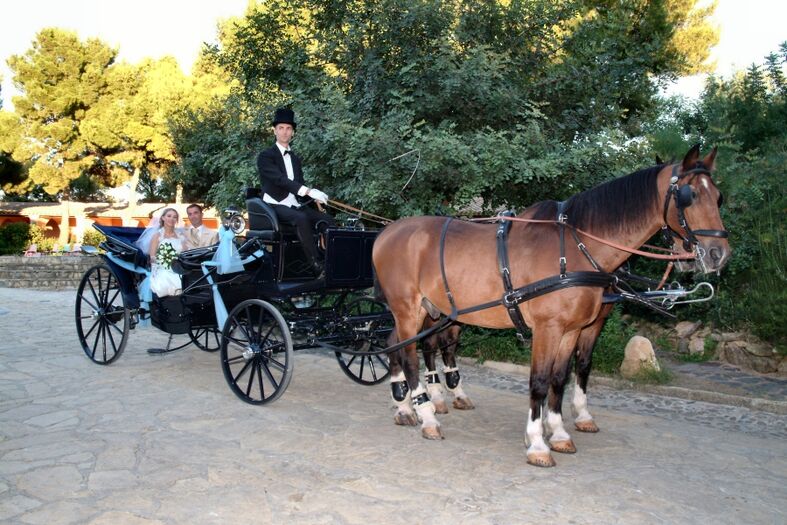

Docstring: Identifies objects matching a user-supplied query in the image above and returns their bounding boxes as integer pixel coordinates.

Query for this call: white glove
[307,188,329,204]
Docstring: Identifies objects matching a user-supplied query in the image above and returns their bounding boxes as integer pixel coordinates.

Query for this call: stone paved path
[1,289,785,524]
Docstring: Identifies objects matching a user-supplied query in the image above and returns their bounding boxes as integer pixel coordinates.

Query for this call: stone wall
[0,255,99,290]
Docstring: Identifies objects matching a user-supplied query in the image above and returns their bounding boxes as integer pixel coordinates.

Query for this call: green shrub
[632,364,673,384]
[0,222,33,255]
[82,228,106,247]
[28,225,56,252]
[458,327,531,365]
[592,306,635,375]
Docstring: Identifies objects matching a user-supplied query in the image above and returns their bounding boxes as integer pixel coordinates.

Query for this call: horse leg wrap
[425,370,447,413]
[443,367,474,409]
[390,371,410,403]
[390,372,417,426]
[443,367,461,390]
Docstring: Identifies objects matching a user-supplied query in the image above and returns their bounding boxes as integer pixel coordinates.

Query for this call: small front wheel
[220,299,293,405]
[75,264,130,364]
[189,327,221,352]
[335,297,392,385]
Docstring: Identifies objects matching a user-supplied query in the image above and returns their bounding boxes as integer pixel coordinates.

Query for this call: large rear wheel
[220,299,293,405]
[335,297,392,385]
[75,264,130,364]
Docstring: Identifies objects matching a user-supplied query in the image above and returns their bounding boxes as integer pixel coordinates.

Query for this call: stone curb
[458,357,787,416]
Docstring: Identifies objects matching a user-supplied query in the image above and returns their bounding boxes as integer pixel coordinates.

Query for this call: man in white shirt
[256,108,335,277]
[185,204,219,249]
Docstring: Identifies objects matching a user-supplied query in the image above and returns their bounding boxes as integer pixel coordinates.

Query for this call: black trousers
[271,204,335,265]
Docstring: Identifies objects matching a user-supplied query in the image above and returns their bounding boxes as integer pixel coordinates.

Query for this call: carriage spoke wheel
[335,297,392,385]
[75,264,130,365]
[189,327,221,352]
[220,299,293,405]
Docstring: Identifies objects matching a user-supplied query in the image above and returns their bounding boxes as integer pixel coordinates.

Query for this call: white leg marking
[427,382,446,406]
[525,408,549,454]
[425,371,446,406]
[546,410,571,443]
[571,378,593,423]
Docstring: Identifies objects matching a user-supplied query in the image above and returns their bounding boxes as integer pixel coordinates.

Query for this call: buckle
[502,291,518,307]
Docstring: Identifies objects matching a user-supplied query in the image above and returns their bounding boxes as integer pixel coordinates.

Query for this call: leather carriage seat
[245,187,299,241]
[245,188,281,241]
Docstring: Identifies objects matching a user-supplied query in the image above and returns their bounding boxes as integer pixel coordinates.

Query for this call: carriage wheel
[220,299,293,405]
[75,264,130,365]
[335,297,392,386]
[189,327,221,352]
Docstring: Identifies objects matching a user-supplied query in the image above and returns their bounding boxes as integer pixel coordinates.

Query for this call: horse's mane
[529,164,665,236]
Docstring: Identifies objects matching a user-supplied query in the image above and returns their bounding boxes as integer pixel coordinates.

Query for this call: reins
[470,215,697,261]
[325,199,393,225]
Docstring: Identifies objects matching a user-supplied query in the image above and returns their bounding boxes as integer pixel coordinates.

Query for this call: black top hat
[271,108,297,129]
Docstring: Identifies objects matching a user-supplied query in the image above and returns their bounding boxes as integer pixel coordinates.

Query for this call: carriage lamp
[222,207,247,234]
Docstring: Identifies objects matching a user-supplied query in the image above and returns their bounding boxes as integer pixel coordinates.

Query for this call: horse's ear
[681,144,701,170]
[655,154,663,164]
[702,146,718,170]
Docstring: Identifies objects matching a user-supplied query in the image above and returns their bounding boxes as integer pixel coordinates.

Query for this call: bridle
[661,164,728,258]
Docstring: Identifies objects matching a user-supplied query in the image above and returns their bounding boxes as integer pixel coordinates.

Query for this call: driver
[257,108,335,277]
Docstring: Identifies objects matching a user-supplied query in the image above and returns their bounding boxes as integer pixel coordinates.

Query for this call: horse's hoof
[549,439,577,454]
[526,451,556,468]
[433,399,449,414]
[394,412,418,426]
[452,397,475,410]
[575,420,599,433]
[421,425,444,440]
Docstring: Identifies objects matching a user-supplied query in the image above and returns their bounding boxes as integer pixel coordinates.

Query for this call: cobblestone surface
[460,365,787,441]
[1,288,785,524]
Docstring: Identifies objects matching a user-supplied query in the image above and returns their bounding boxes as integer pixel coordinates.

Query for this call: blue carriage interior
[93,224,225,334]
[94,225,148,268]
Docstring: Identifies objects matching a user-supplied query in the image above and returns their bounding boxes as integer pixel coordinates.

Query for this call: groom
[185,203,219,248]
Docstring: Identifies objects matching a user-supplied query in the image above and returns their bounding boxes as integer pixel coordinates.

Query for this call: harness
[661,165,728,251]
[435,212,618,345]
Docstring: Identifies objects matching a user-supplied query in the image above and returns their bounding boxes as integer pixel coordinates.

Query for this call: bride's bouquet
[156,242,178,270]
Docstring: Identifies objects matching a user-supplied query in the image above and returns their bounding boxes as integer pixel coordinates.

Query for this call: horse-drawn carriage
[75,191,394,404]
[76,145,730,467]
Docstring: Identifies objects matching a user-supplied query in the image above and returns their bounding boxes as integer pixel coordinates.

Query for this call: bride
[135,207,188,297]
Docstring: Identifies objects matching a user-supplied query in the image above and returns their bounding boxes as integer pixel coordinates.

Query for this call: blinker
[676,184,694,209]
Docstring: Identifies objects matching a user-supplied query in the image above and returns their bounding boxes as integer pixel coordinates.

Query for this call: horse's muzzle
[699,240,731,273]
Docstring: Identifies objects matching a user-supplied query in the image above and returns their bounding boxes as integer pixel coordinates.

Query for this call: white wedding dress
[150,232,186,297]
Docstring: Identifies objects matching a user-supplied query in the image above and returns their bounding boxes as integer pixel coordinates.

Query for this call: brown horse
[373,145,729,467]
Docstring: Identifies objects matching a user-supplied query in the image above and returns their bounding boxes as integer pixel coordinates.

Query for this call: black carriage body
[80,216,393,402]
[92,217,382,336]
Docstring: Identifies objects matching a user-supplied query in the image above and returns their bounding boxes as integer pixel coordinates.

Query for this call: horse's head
[662,145,730,274]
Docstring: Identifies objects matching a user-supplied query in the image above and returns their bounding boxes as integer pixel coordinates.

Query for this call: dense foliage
[172,0,717,215]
